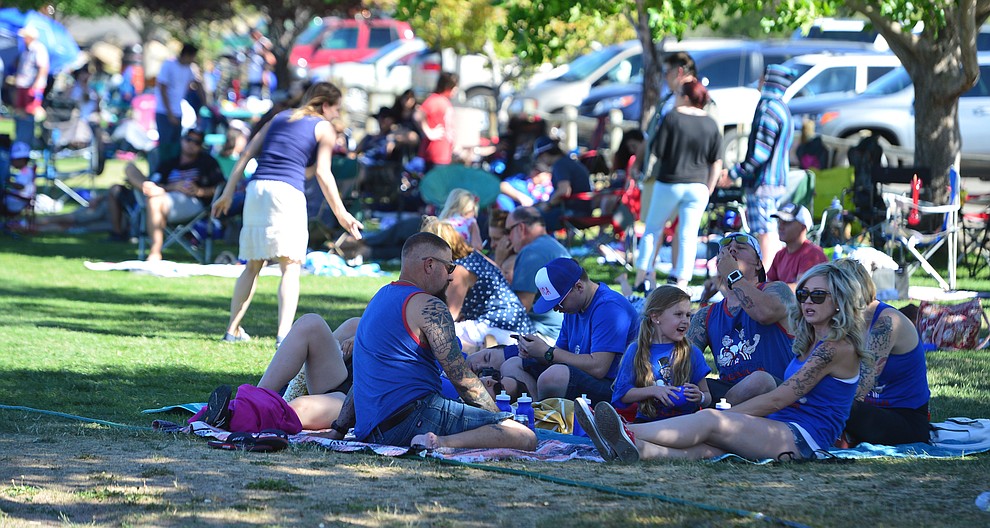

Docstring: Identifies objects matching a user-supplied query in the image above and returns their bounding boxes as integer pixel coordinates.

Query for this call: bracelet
[700,392,707,406]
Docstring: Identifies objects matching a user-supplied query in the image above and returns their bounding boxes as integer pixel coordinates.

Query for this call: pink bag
[188,384,302,434]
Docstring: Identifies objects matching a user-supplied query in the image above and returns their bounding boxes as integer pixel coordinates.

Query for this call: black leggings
[844,401,931,445]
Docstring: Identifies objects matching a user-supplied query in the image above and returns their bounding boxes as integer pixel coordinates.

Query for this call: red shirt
[418,92,453,165]
[767,240,827,284]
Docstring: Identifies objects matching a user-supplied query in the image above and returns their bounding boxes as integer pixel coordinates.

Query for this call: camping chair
[880,166,960,291]
[137,183,224,264]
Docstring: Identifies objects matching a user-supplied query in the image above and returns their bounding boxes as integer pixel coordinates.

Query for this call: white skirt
[239,179,308,262]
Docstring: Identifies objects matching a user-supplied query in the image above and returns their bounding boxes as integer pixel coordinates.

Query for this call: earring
[835,308,840,313]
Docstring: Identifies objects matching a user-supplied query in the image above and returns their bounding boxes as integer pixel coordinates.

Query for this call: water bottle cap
[496,390,510,400]
[517,392,532,403]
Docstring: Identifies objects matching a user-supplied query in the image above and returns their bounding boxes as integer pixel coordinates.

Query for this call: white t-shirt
[155,59,197,117]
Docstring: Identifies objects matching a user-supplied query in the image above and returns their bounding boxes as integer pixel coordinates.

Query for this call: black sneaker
[594,401,640,463]
[204,385,232,429]
[574,397,616,461]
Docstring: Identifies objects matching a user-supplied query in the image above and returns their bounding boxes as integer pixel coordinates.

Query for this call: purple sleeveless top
[253,110,321,193]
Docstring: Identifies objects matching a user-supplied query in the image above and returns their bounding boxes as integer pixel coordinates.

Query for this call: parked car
[794,17,990,52]
[309,38,427,121]
[782,52,901,101]
[290,16,415,78]
[789,54,990,175]
[507,40,643,116]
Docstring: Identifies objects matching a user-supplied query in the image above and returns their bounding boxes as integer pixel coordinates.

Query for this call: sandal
[208,429,290,453]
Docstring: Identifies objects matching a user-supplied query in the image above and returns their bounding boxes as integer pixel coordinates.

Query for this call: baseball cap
[533,258,583,314]
[10,141,31,160]
[718,232,762,260]
[772,203,814,231]
[532,136,558,158]
[18,26,38,40]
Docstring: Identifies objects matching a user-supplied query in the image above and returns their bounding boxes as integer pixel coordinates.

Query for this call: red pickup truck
[290,17,415,78]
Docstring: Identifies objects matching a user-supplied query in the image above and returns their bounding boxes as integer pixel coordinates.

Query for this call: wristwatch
[726,269,744,290]
[544,346,556,363]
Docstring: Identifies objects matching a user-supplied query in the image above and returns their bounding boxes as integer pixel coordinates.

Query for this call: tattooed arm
[731,280,794,327]
[409,293,498,412]
[855,311,894,401]
[732,339,859,417]
[688,306,711,354]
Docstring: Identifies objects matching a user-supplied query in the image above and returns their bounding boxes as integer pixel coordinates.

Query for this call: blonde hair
[634,285,692,419]
[831,258,877,304]
[420,215,472,260]
[439,188,478,220]
[290,82,342,121]
[790,263,866,360]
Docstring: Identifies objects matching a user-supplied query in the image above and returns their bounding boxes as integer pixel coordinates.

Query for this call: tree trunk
[633,0,662,127]
[911,71,961,205]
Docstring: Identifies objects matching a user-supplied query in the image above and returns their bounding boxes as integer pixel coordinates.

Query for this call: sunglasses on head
[719,233,754,248]
[795,289,831,304]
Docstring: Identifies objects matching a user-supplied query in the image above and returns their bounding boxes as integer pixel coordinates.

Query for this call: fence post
[563,105,578,153]
[608,109,624,156]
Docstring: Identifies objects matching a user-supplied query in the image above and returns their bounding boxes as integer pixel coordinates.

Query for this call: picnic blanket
[153,419,602,463]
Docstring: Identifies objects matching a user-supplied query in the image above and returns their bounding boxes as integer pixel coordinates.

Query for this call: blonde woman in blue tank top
[580,262,865,463]
[213,82,364,345]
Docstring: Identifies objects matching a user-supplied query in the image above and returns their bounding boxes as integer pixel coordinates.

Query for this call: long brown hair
[635,285,692,418]
[290,82,342,122]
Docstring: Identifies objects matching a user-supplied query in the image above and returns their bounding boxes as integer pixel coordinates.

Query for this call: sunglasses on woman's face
[719,233,755,249]
[795,289,831,304]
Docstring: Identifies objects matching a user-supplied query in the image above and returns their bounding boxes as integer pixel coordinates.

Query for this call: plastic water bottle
[832,245,844,261]
[516,393,535,430]
[830,196,842,211]
[495,390,512,414]
[976,491,990,511]
[716,398,732,410]
[571,394,588,437]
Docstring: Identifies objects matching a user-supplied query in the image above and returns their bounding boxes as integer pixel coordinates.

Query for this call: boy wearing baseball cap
[501,257,638,404]
[767,203,827,288]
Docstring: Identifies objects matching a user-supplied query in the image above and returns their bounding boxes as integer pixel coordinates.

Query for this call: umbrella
[419,164,502,209]
[0,8,80,75]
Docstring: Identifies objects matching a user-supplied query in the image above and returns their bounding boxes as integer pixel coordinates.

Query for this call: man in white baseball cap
[768,202,827,289]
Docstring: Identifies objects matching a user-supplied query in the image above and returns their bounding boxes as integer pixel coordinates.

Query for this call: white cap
[772,203,814,231]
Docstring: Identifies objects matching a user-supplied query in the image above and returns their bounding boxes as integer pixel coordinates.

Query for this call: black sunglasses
[422,256,456,274]
[478,368,505,394]
[795,289,832,304]
[183,135,204,146]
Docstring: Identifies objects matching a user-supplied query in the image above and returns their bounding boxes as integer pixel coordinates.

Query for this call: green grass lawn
[1,233,990,526]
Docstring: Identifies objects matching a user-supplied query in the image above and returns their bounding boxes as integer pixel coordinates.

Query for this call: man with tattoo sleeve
[688,232,796,406]
[347,232,536,450]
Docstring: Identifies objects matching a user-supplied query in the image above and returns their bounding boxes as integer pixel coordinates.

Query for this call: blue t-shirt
[551,155,593,215]
[352,281,442,440]
[612,342,711,422]
[767,347,859,450]
[512,235,569,338]
[704,287,794,382]
[556,283,639,380]
[864,303,930,409]
[253,111,321,193]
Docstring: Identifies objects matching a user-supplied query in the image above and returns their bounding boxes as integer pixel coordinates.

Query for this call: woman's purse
[916,299,990,350]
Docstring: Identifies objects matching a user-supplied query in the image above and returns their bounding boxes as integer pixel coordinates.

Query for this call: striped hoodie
[729,64,798,189]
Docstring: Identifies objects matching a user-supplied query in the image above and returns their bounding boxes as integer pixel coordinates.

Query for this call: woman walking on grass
[578,262,865,462]
[212,82,363,346]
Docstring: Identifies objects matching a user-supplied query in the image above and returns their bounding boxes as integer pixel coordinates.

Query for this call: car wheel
[722,128,748,167]
[464,87,497,137]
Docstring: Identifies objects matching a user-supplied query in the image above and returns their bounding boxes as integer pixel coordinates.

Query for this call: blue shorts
[365,393,514,446]
[744,188,785,235]
[522,360,615,404]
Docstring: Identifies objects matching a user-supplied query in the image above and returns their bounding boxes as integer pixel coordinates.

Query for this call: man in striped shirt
[722,64,798,269]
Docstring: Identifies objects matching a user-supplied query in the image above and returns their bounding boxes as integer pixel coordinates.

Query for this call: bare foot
[410,432,441,449]
[616,272,632,297]
[146,253,163,262]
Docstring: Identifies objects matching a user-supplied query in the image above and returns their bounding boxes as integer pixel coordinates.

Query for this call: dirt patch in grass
[0,425,988,527]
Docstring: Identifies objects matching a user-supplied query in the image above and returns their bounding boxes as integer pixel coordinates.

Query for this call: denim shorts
[784,422,817,460]
[365,393,514,446]
[745,187,786,234]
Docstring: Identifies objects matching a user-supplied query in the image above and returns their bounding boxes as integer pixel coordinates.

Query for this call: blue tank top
[864,302,930,409]
[352,281,442,440]
[252,110,321,193]
[768,344,859,450]
[705,286,794,382]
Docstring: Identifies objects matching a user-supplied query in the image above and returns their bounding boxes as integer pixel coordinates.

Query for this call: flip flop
[208,430,290,453]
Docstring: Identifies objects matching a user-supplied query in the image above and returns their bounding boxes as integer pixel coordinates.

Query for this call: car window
[559,45,634,82]
[863,67,912,95]
[698,56,743,89]
[794,66,856,98]
[866,66,895,84]
[322,27,359,50]
[297,20,329,46]
[602,54,642,85]
[962,65,990,97]
[369,27,395,48]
